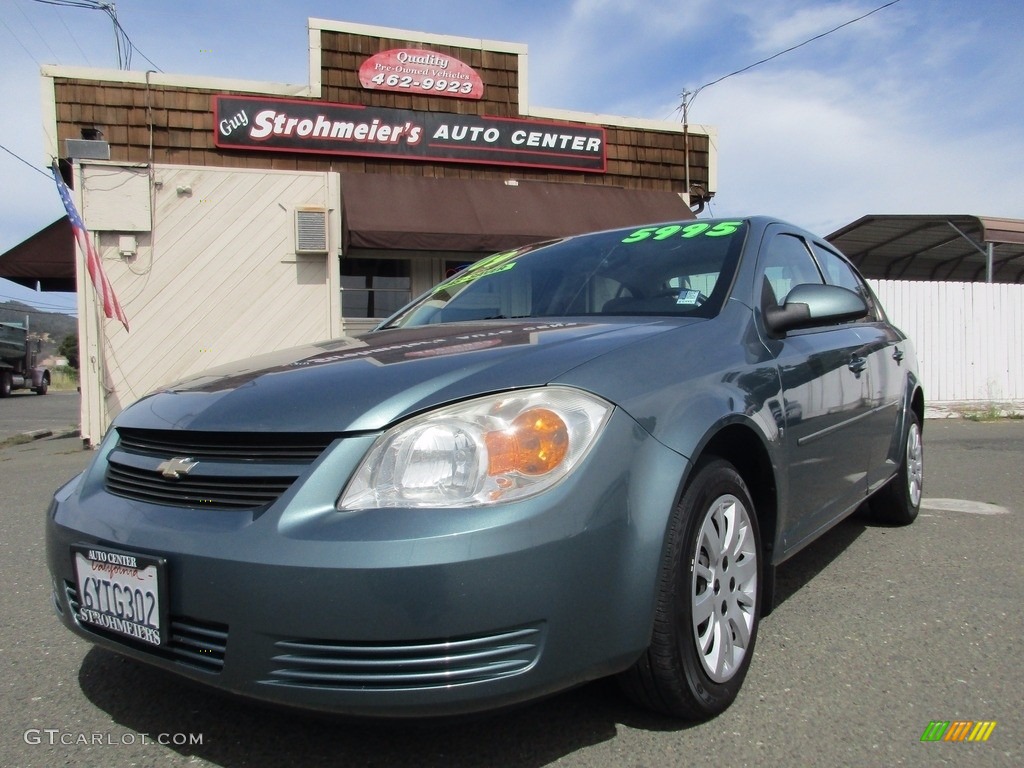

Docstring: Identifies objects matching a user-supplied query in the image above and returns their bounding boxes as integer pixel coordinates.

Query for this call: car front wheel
[619,458,761,719]
[871,409,923,525]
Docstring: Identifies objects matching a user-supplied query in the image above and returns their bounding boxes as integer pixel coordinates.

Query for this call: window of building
[341,258,412,319]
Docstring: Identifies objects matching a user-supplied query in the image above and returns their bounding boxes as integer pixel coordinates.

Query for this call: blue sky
[2,0,1023,315]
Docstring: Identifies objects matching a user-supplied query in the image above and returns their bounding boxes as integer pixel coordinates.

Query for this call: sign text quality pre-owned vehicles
[214,96,606,172]
[358,48,485,100]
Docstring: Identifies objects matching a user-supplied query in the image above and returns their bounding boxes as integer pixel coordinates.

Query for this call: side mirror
[764,283,867,336]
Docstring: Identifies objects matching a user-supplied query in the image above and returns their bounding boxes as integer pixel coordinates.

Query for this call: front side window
[810,243,881,322]
[759,234,823,308]
[381,220,748,329]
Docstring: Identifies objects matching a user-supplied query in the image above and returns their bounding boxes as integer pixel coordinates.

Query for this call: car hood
[113,319,690,433]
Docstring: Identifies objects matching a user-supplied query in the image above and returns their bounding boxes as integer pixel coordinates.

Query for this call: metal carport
[827,214,1024,283]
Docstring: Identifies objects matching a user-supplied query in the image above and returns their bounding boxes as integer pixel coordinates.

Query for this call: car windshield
[381,219,748,329]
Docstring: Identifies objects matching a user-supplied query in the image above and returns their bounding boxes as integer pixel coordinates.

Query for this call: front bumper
[46,409,687,717]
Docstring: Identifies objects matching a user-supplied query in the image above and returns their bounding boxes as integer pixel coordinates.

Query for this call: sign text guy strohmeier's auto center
[214,96,606,172]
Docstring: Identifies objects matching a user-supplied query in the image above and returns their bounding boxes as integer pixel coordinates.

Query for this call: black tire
[0,371,11,398]
[619,458,762,719]
[871,409,923,525]
[35,378,49,395]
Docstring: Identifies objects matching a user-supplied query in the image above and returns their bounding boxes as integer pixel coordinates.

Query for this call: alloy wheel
[691,493,758,683]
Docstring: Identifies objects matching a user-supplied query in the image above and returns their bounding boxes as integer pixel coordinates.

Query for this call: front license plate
[72,545,167,647]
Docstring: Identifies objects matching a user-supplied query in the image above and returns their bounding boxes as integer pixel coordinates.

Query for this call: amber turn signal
[486,408,569,476]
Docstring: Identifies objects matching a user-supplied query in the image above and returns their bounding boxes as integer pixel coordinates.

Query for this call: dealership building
[3,18,715,444]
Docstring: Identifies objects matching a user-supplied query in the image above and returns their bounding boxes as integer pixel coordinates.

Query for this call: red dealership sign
[359,49,484,100]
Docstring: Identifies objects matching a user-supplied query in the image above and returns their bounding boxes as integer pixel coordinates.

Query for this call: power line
[104,7,163,71]
[0,295,78,313]
[0,143,54,181]
[31,0,162,71]
[0,298,78,318]
[0,14,42,66]
[1,291,77,307]
[55,6,95,65]
[14,0,63,63]
[680,0,905,115]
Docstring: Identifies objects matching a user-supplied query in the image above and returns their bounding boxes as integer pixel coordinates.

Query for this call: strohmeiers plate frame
[71,545,168,647]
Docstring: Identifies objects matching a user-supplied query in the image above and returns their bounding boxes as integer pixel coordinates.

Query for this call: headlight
[338,386,612,509]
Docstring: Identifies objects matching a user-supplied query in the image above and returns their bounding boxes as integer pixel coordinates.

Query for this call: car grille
[64,582,228,673]
[104,464,295,509]
[262,624,545,690]
[114,428,333,461]
[104,427,338,510]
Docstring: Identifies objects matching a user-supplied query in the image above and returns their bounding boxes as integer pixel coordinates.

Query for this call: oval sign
[359,48,484,100]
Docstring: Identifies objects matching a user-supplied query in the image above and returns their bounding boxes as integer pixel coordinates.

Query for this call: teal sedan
[46,217,923,719]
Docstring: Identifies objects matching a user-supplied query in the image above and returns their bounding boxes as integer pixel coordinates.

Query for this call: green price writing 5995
[621,221,742,243]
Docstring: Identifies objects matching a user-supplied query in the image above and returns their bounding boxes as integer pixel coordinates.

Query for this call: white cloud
[740,0,899,55]
[529,0,718,108]
[568,0,716,35]
[699,68,1024,234]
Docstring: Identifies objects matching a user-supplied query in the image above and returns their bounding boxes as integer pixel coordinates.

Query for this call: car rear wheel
[619,458,761,719]
[871,409,922,525]
[0,371,11,398]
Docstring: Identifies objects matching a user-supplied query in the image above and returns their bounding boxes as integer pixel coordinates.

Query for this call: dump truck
[0,321,49,397]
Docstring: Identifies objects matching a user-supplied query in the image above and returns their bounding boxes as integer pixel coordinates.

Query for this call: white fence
[869,280,1024,406]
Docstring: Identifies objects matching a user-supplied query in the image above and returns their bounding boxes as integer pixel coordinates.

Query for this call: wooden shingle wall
[53,29,709,193]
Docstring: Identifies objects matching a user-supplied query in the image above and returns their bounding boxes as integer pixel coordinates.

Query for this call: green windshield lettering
[652,225,683,240]
[437,259,517,291]
[705,221,742,237]
[622,220,743,244]
[621,227,659,243]
[467,249,518,273]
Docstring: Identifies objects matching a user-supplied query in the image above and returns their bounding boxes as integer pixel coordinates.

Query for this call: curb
[1,426,81,446]
[40,426,82,440]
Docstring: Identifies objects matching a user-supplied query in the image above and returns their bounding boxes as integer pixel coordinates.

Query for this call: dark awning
[0,217,76,291]
[340,173,694,252]
[0,178,697,288]
[827,214,1024,283]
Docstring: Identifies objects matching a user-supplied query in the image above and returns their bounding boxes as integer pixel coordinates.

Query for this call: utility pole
[680,90,692,200]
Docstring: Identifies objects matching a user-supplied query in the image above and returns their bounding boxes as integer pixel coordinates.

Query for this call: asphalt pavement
[0,390,81,443]
[0,416,1021,768]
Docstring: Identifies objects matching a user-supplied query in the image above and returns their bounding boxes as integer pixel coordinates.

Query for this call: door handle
[848,356,867,376]
[892,347,904,364]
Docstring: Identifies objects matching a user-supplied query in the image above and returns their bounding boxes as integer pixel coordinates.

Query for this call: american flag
[52,161,129,332]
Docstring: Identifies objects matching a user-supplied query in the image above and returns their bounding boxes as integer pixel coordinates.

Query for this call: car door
[809,241,906,493]
[755,228,874,555]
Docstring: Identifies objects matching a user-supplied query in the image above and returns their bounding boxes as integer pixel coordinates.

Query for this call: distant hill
[0,300,77,359]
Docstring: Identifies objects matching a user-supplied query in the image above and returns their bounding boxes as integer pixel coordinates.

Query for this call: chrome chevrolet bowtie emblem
[156,457,198,480]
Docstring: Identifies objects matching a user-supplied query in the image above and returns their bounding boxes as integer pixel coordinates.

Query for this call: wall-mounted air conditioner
[294,207,329,254]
